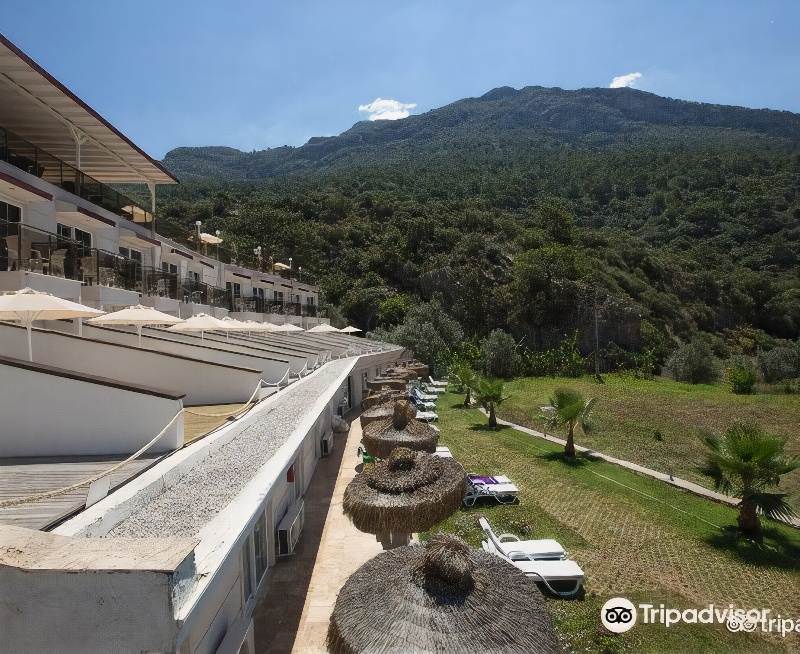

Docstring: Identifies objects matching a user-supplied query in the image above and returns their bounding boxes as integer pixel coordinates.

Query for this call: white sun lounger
[428,376,448,388]
[482,539,584,597]
[414,411,438,422]
[479,517,566,561]
[433,446,453,458]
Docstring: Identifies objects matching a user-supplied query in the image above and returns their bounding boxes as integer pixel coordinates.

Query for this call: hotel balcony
[1,126,153,229]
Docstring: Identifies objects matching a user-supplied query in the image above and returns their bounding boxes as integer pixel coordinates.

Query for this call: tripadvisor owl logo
[601,597,637,633]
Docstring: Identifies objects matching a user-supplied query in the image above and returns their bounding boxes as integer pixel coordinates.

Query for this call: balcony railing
[0,126,153,228]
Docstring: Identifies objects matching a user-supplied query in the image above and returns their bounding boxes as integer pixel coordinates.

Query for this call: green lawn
[496,375,800,512]
[425,392,800,654]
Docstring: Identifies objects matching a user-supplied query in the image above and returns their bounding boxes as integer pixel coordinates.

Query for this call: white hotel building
[0,32,407,653]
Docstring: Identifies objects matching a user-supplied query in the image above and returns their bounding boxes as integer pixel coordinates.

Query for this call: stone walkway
[489,412,800,528]
[253,410,385,653]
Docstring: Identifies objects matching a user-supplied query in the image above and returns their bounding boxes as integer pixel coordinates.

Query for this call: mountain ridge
[162,86,800,181]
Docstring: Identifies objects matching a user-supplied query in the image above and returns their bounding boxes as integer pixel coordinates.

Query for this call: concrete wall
[0,359,183,456]
[50,322,294,386]
[38,349,406,653]
[0,323,262,406]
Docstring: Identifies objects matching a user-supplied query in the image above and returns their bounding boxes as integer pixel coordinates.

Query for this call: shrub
[666,339,721,384]
[758,346,800,383]
[480,329,519,379]
[727,356,756,395]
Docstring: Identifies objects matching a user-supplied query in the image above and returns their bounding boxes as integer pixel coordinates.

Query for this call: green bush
[758,345,800,383]
[727,356,756,394]
[666,339,721,384]
[480,329,519,379]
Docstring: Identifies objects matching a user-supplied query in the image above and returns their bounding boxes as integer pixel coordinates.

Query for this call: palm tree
[544,388,596,457]
[474,378,509,428]
[698,422,798,536]
[451,362,477,407]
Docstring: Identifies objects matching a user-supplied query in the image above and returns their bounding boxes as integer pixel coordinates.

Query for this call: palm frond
[747,492,800,523]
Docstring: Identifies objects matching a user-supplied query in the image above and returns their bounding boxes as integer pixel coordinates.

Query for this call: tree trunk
[737,499,761,536]
[564,422,576,457]
[464,387,471,407]
[488,405,497,428]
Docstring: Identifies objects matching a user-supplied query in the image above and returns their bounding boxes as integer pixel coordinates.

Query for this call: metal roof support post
[147,181,156,237]
[68,125,88,170]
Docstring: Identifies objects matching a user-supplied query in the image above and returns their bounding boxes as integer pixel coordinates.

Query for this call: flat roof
[0,32,177,185]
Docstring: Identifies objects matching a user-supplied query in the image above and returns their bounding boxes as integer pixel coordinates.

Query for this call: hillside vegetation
[152,86,800,366]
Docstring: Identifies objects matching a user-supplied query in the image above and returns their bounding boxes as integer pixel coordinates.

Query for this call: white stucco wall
[0,323,262,406]
[0,359,183,456]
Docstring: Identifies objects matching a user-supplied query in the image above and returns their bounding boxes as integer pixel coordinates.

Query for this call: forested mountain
[153,86,800,368]
[164,86,800,180]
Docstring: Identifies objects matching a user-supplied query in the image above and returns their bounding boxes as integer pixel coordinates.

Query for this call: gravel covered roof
[109,359,351,538]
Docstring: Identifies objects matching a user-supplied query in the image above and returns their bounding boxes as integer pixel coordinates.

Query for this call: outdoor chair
[463,474,519,506]
[410,395,436,412]
[482,540,585,597]
[428,375,447,388]
[411,387,438,402]
[49,249,66,277]
[414,410,438,422]
[478,517,566,561]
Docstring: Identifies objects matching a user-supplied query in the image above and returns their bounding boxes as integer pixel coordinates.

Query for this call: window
[74,228,91,248]
[162,262,178,274]
[57,223,71,240]
[242,536,254,603]
[119,247,142,263]
[274,291,284,302]
[0,201,21,224]
[307,296,315,305]
[254,511,269,583]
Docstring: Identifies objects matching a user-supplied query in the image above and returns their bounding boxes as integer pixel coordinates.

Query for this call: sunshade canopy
[340,326,362,333]
[0,287,104,360]
[86,304,184,347]
[307,323,340,333]
[199,232,223,244]
[271,323,304,332]
[343,447,465,535]
[166,313,228,339]
[0,32,176,185]
[362,400,439,459]
[327,533,560,654]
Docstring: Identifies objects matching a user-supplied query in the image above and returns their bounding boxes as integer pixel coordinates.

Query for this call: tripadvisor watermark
[601,597,800,637]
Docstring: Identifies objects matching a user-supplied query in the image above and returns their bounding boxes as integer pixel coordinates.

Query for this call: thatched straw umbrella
[343,447,465,542]
[360,401,395,428]
[362,400,438,460]
[327,533,561,654]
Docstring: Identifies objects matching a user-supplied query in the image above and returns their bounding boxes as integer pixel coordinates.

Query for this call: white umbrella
[86,304,184,347]
[218,316,250,340]
[340,326,362,334]
[199,232,223,244]
[308,323,341,333]
[0,287,104,361]
[272,322,304,333]
[242,320,279,333]
[166,313,229,340]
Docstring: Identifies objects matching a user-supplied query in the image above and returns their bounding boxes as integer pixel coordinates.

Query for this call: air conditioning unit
[321,431,334,457]
[276,498,305,556]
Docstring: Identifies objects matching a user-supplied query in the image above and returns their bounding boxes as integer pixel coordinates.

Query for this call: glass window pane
[254,512,269,583]
[242,537,253,602]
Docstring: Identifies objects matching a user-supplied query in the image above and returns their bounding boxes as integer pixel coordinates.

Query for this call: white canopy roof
[0,32,177,185]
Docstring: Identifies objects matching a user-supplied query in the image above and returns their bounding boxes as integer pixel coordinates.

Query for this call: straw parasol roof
[327,533,560,654]
[340,325,362,333]
[362,400,438,460]
[343,447,465,535]
[271,322,304,332]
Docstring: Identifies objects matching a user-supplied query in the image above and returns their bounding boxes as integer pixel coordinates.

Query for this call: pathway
[253,409,385,653]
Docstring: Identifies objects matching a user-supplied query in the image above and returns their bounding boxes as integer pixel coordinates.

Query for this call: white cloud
[358,98,417,121]
[610,72,643,88]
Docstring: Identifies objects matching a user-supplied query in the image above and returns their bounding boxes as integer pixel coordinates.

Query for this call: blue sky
[3,1,798,159]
